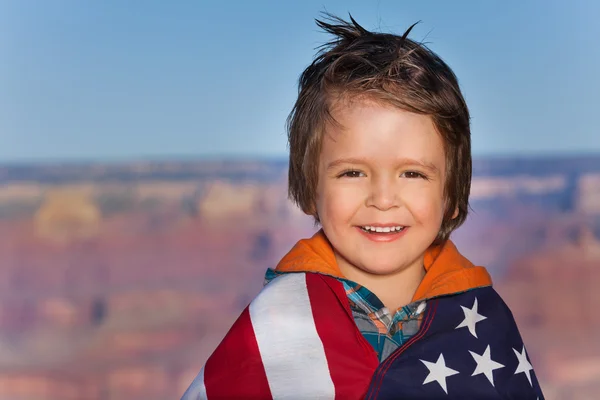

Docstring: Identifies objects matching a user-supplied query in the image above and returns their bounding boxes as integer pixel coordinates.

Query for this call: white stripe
[249,273,335,399]
[180,366,208,400]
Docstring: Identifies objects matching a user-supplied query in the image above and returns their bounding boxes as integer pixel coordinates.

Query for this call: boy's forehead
[322,100,439,144]
[319,102,445,171]
[325,95,438,132]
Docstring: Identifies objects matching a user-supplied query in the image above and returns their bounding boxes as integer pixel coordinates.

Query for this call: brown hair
[287,14,472,244]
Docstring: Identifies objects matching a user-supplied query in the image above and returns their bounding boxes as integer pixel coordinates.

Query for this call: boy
[182,14,544,399]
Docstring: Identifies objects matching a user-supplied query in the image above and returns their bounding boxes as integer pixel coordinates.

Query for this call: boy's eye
[402,171,427,179]
[339,170,364,178]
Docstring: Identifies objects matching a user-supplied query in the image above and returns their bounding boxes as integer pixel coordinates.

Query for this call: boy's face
[316,98,447,280]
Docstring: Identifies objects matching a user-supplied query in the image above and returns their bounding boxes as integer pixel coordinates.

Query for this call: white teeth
[361,225,404,232]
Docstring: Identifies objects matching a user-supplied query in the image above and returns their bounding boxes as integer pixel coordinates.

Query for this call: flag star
[456,297,487,338]
[420,353,460,394]
[469,345,505,387]
[513,345,534,386]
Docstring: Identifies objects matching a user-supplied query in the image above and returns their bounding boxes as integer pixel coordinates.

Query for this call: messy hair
[287,14,472,244]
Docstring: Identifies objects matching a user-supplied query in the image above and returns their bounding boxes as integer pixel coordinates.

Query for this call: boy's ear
[451,206,459,219]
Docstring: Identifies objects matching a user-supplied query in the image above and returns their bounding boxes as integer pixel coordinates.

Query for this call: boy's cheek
[322,191,354,216]
[316,192,357,227]
[404,194,445,225]
[323,184,362,203]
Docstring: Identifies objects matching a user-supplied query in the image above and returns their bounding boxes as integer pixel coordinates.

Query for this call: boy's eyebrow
[327,157,440,173]
[326,157,369,171]
[404,159,440,174]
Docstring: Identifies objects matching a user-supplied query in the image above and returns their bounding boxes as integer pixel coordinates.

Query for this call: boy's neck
[334,253,426,311]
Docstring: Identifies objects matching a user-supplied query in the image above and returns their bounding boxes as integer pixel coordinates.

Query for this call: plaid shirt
[265,269,426,363]
[340,278,426,362]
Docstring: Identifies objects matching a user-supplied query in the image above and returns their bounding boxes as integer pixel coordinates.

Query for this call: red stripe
[366,298,439,400]
[306,274,379,400]
[203,307,273,399]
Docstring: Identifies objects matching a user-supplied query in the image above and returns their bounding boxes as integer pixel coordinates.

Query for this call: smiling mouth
[359,225,406,234]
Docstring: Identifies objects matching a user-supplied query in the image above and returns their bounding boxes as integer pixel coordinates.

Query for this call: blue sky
[1,0,599,162]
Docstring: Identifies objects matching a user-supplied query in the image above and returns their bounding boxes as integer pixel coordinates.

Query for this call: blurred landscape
[0,155,599,399]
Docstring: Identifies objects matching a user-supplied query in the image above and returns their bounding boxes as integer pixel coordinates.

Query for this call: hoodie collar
[274,229,492,302]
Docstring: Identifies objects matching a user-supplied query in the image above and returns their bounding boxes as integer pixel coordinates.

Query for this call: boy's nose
[366,179,398,211]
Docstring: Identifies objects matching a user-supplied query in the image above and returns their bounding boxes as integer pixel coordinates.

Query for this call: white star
[513,345,533,386]
[420,353,460,394]
[456,297,487,338]
[469,345,505,386]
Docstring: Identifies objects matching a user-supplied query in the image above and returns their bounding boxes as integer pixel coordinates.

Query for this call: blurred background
[1,1,599,399]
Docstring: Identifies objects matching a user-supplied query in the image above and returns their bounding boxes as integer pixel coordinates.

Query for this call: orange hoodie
[275,229,492,302]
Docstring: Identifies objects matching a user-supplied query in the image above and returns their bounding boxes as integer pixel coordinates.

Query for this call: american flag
[182,273,544,399]
[365,286,544,399]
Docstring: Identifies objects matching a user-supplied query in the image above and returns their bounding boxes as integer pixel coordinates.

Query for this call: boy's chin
[358,259,420,277]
